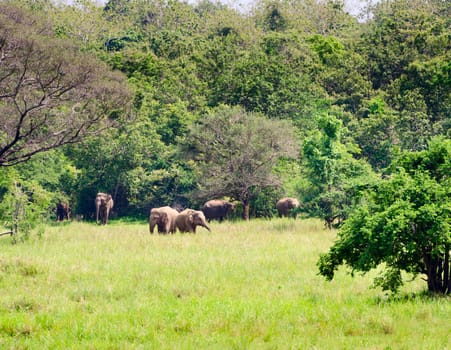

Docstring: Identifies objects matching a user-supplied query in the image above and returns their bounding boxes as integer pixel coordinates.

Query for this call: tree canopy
[182,105,299,220]
[318,137,451,294]
[0,4,132,166]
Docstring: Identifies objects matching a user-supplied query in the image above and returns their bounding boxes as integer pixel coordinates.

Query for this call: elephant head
[149,206,179,234]
[276,197,300,218]
[95,192,114,225]
[201,199,236,222]
[176,209,210,233]
[56,201,71,222]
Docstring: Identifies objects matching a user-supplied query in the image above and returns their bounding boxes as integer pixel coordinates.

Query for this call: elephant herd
[149,199,236,234]
[56,194,300,229]
[149,197,300,234]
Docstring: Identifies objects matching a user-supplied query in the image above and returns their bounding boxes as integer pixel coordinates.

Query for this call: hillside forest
[0,0,450,244]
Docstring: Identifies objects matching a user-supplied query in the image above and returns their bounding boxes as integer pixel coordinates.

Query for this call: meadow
[0,219,449,349]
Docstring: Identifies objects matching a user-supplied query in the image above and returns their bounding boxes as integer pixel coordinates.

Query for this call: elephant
[201,199,235,222]
[149,206,179,234]
[95,192,114,225]
[175,209,210,233]
[56,201,71,222]
[276,197,300,218]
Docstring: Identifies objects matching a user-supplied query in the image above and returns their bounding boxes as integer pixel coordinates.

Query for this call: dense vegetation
[0,0,450,293]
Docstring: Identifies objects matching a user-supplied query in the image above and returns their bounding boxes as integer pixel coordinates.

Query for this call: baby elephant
[175,209,210,233]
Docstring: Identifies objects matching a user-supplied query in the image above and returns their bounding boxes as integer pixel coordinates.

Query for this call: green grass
[0,219,449,349]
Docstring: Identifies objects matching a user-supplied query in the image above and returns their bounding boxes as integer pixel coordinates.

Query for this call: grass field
[0,219,449,349]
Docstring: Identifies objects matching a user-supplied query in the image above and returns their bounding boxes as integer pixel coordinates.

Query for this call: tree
[360,0,442,90]
[318,137,451,294]
[0,4,131,167]
[65,114,193,218]
[351,97,400,170]
[0,166,53,242]
[302,112,376,227]
[182,105,299,220]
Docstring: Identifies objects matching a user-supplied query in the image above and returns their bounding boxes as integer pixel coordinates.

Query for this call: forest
[0,0,450,293]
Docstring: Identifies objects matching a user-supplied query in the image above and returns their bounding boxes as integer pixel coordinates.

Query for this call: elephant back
[201,199,234,221]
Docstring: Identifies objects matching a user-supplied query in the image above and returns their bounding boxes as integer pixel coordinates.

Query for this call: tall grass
[0,219,449,349]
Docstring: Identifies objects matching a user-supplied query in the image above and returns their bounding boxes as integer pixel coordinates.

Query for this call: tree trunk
[425,251,450,295]
[443,247,450,294]
[242,200,250,221]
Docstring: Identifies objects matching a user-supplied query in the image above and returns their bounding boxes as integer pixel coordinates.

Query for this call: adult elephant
[149,206,179,234]
[175,209,210,233]
[201,199,235,222]
[95,192,114,225]
[276,197,300,218]
[56,201,71,222]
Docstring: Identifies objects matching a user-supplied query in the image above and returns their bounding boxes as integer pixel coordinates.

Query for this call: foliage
[358,0,450,143]
[207,30,326,132]
[0,3,132,166]
[0,168,52,242]
[182,105,299,219]
[318,137,451,294]
[350,97,399,170]
[302,113,376,227]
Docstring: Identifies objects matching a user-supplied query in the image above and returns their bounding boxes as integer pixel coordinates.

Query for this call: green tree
[182,105,299,220]
[0,166,53,242]
[318,137,451,294]
[302,112,376,227]
[351,0,451,162]
[350,97,399,170]
[361,0,447,90]
[308,34,372,114]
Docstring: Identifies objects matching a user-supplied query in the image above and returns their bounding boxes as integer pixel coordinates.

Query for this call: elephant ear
[188,214,194,224]
[161,213,168,224]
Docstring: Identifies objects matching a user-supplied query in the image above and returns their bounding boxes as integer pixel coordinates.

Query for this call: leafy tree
[0,4,131,166]
[308,34,372,114]
[182,105,299,220]
[0,166,53,242]
[318,137,451,294]
[302,112,376,227]
[65,109,197,218]
[395,55,451,134]
[12,150,79,219]
[254,0,357,37]
[350,97,399,170]
[208,30,326,132]
[355,0,450,156]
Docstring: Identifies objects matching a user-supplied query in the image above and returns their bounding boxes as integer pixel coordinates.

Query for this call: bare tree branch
[0,4,132,167]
